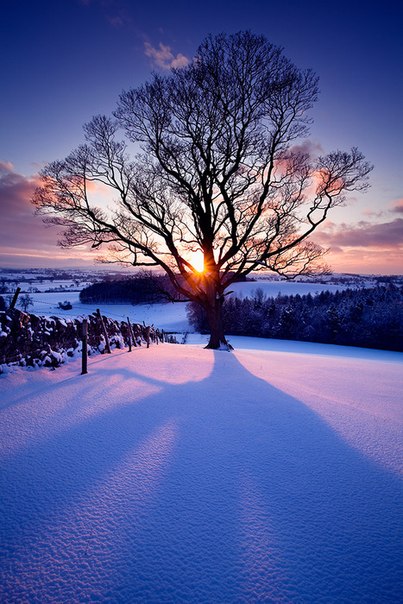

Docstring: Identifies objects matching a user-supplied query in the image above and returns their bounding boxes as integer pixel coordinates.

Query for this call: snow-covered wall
[0,309,163,371]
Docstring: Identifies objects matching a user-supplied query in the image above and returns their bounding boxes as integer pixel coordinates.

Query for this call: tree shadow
[1,349,402,602]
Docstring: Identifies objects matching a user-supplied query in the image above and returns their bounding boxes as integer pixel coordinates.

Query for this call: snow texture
[1,339,402,603]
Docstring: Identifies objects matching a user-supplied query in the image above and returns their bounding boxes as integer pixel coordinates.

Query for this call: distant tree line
[79,272,184,305]
[187,285,403,352]
[79,271,247,305]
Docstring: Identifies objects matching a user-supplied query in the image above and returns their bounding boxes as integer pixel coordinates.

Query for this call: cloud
[361,208,386,219]
[391,199,403,214]
[0,163,60,259]
[105,6,132,28]
[144,42,189,70]
[315,218,403,248]
[0,160,14,172]
[312,217,403,274]
[107,14,124,27]
[324,246,403,275]
[78,0,132,28]
[289,140,324,157]
[0,163,112,268]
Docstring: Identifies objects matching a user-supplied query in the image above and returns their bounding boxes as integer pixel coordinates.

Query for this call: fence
[0,307,176,375]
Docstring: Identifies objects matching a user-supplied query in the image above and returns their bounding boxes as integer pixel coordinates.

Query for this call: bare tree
[19,294,34,312]
[33,32,372,349]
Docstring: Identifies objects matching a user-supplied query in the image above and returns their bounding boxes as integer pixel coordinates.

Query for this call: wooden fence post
[9,287,21,310]
[81,319,88,375]
[127,317,136,349]
[126,318,132,352]
[96,308,111,353]
[145,325,151,349]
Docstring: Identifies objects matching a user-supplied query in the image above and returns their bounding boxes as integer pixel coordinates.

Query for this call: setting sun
[190,250,204,273]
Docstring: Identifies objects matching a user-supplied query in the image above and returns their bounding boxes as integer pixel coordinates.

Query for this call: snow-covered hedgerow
[0,308,162,372]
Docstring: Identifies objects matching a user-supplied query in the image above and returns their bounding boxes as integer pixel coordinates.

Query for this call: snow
[26,293,190,333]
[229,279,349,298]
[23,278,352,335]
[1,338,402,602]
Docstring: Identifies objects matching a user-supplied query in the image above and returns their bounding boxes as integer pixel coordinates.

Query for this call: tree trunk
[204,297,232,350]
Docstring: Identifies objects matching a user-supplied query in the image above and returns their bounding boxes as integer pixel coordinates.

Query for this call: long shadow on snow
[114,351,403,603]
[1,350,402,603]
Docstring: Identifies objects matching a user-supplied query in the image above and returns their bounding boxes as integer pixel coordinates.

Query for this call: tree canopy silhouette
[33,31,372,349]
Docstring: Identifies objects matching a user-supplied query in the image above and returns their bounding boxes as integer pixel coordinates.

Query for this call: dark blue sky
[1,0,402,272]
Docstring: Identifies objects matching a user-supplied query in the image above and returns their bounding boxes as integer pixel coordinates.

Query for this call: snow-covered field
[25,292,191,333]
[1,337,402,602]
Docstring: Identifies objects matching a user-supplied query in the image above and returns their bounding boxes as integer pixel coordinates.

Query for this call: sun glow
[190,250,204,273]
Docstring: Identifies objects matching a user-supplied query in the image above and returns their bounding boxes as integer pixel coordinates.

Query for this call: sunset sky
[1,0,402,274]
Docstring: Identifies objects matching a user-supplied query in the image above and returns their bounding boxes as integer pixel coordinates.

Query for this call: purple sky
[1,0,402,273]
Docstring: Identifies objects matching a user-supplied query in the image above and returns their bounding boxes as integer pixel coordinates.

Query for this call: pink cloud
[391,199,403,214]
[311,217,403,274]
[144,42,189,70]
[0,160,14,172]
[361,208,386,218]
[315,218,403,248]
[311,216,403,274]
[0,163,61,256]
[0,163,109,267]
[289,140,324,157]
[325,247,403,275]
